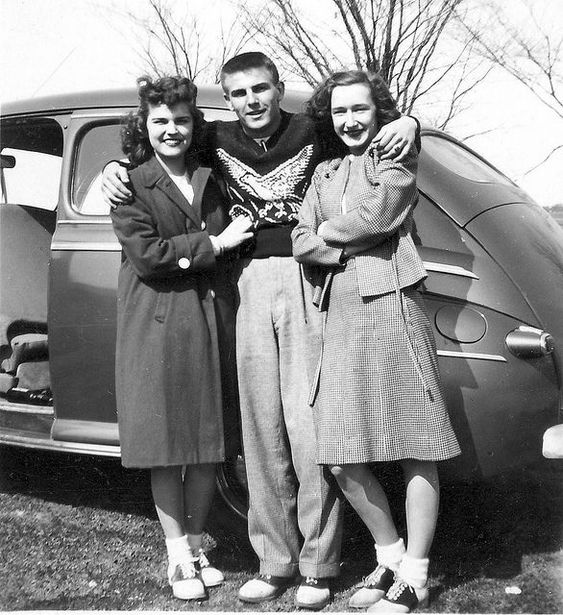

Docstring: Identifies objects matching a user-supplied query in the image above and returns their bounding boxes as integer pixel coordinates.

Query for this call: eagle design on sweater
[215,145,314,224]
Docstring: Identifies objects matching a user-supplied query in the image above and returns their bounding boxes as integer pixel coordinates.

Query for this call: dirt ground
[0,446,561,612]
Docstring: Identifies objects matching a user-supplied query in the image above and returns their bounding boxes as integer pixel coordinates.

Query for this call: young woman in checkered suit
[292,70,460,613]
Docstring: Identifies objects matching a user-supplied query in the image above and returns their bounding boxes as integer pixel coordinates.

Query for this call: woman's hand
[102,161,133,207]
[374,116,417,161]
[210,215,254,255]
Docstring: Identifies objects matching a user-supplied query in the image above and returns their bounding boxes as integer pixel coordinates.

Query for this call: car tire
[208,456,252,550]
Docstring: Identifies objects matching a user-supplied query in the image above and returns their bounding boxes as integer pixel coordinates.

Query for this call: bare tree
[124,0,252,83]
[237,0,492,128]
[461,0,563,170]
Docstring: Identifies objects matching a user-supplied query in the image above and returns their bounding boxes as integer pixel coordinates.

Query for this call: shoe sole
[295,597,331,611]
[173,590,207,601]
[349,589,387,609]
[238,586,289,603]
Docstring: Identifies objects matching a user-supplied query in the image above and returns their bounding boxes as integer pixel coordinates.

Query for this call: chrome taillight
[505,326,555,358]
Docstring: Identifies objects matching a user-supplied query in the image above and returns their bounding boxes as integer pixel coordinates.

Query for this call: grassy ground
[0,446,561,612]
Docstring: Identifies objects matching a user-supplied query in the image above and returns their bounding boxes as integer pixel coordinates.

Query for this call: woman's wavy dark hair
[121,75,205,167]
[306,70,401,157]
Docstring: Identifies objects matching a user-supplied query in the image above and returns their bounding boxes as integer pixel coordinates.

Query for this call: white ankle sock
[398,555,429,589]
[165,535,192,564]
[375,538,406,572]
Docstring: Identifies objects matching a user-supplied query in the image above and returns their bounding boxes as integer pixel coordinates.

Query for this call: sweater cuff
[102,158,132,173]
[407,115,422,153]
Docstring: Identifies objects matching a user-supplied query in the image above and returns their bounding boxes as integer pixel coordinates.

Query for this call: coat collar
[139,155,211,226]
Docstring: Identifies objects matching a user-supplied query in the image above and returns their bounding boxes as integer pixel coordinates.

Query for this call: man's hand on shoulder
[374,116,418,162]
[102,161,133,208]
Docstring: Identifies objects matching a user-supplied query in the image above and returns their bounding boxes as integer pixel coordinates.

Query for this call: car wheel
[209,455,252,549]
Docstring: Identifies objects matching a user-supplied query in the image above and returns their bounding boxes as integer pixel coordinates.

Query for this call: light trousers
[235,256,343,578]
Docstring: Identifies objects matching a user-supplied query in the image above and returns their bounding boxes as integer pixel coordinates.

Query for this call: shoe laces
[364,564,387,585]
[386,579,411,601]
[198,551,210,568]
[176,560,197,580]
[304,577,318,585]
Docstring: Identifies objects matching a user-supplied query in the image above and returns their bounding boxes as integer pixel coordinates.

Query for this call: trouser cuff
[299,561,341,579]
[259,561,299,578]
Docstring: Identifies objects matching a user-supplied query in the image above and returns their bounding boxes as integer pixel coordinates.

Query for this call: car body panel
[466,203,563,365]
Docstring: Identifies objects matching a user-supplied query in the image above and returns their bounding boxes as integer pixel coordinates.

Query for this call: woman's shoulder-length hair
[121,75,205,167]
[306,70,401,157]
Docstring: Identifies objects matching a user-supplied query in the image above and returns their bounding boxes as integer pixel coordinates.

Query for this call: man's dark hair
[220,52,280,91]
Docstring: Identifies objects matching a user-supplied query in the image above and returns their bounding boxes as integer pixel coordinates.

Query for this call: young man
[102,52,418,609]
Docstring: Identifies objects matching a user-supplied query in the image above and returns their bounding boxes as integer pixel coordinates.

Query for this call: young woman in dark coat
[110,76,252,601]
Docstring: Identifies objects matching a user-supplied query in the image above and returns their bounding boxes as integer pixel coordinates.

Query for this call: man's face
[223,67,285,139]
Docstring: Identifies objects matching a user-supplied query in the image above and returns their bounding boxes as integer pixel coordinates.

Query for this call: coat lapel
[142,156,207,228]
[336,155,351,215]
[321,156,349,218]
[187,157,211,223]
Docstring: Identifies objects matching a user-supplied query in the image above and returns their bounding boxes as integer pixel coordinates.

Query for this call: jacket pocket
[154,292,169,323]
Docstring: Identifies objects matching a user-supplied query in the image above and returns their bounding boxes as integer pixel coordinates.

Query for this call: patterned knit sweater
[201,110,324,258]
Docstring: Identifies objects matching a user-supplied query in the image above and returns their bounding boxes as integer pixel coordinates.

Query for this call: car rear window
[422,134,514,186]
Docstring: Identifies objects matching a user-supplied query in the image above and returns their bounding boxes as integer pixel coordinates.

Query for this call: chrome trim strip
[51,241,121,251]
[437,350,507,362]
[0,433,121,457]
[46,247,488,265]
[424,261,479,280]
[0,402,54,416]
[57,219,112,225]
[72,111,126,119]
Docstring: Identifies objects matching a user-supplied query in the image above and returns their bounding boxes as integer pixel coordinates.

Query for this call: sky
[1,0,562,207]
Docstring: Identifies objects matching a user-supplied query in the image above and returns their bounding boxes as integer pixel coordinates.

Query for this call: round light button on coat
[178,257,191,269]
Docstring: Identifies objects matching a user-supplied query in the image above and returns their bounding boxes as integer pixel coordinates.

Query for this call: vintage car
[1,87,562,535]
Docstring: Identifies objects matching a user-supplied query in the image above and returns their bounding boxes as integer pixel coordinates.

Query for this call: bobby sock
[398,555,429,589]
[375,538,406,572]
[165,535,193,565]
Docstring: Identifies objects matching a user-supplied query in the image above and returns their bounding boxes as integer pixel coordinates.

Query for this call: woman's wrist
[209,235,224,257]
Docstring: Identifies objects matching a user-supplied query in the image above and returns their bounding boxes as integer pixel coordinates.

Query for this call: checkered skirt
[314,260,461,464]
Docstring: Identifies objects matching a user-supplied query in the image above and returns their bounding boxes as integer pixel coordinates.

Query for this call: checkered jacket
[292,143,426,297]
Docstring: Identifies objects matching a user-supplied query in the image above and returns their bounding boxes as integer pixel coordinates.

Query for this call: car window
[0,117,63,211]
[412,193,471,253]
[422,134,513,186]
[74,108,236,216]
[72,123,123,215]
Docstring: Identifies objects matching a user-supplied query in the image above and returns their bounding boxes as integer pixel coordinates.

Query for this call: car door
[49,111,126,450]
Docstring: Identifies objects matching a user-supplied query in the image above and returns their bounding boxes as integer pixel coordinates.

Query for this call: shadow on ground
[1,445,561,611]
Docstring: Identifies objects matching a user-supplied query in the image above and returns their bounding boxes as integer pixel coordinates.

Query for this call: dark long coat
[110,155,239,468]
